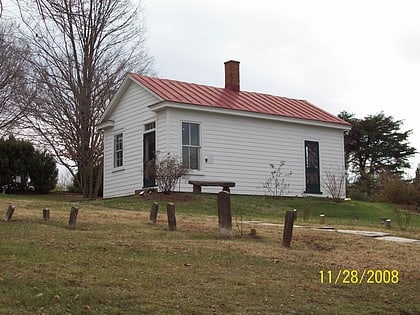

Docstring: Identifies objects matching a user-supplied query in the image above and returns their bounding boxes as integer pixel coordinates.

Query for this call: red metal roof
[129,73,350,127]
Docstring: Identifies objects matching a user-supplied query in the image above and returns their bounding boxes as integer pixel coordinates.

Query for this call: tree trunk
[93,160,103,198]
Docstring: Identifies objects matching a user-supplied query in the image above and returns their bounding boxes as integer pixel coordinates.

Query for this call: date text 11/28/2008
[319,270,399,284]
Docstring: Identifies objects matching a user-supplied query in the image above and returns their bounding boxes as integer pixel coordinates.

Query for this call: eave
[149,101,352,131]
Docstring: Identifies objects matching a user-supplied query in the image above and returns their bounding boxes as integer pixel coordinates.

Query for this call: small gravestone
[166,203,176,231]
[69,207,79,229]
[149,202,159,225]
[4,205,15,221]
[283,210,295,247]
[217,191,232,237]
[250,228,257,238]
[43,208,50,223]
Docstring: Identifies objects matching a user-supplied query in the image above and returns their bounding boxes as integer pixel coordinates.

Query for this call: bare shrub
[379,172,416,205]
[155,153,189,194]
[393,208,411,231]
[261,161,292,197]
[323,167,345,202]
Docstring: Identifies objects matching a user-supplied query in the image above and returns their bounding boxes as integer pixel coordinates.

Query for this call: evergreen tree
[0,137,58,193]
[0,136,33,189]
[29,150,58,193]
[339,111,416,196]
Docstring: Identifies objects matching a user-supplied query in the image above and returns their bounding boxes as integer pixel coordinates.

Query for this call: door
[143,131,156,188]
[305,140,321,194]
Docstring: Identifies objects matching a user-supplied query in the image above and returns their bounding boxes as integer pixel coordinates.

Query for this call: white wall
[102,81,158,198]
[102,82,346,198]
[162,108,346,197]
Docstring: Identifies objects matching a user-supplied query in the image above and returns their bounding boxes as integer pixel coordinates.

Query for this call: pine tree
[339,111,416,196]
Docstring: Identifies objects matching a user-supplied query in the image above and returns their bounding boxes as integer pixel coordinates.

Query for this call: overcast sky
[143,0,420,176]
[3,0,420,175]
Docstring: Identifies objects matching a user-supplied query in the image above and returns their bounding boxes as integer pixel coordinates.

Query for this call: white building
[98,61,351,198]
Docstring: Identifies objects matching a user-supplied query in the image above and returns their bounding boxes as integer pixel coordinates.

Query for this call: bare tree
[18,0,154,197]
[0,22,32,135]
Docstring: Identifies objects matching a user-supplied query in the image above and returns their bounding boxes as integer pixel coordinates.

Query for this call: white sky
[142,0,420,176]
[3,0,420,176]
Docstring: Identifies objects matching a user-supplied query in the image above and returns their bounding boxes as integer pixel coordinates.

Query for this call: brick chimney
[224,60,240,91]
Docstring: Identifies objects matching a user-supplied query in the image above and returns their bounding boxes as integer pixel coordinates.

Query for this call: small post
[69,207,79,229]
[166,203,176,231]
[320,214,325,225]
[293,209,297,221]
[283,210,295,247]
[4,205,15,222]
[217,191,232,237]
[385,219,391,229]
[149,202,159,225]
[250,228,257,238]
[43,208,50,223]
[192,184,202,194]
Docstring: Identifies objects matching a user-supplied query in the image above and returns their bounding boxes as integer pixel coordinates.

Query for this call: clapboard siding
[156,110,169,155]
[164,108,345,196]
[103,82,159,198]
[102,81,347,198]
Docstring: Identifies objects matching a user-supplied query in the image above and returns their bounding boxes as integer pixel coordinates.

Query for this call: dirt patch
[301,237,336,251]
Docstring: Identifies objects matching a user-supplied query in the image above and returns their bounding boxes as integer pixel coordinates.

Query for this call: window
[114,133,123,168]
[305,140,321,194]
[182,122,200,170]
[145,122,156,131]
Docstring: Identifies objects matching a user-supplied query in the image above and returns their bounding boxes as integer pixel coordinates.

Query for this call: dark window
[145,122,156,131]
[305,140,321,194]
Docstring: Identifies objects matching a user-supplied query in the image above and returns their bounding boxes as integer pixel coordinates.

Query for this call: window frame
[304,140,322,194]
[114,133,124,169]
[181,121,201,170]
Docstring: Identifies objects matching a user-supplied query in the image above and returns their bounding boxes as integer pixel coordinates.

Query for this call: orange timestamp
[319,269,399,284]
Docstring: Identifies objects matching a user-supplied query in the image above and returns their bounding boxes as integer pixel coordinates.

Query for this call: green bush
[29,151,58,193]
[348,187,369,201]
[0,136,58,193]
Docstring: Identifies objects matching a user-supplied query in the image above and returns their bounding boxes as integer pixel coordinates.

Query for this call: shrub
[261,161,292,197]
[155,153,189,194]
[348,187,369,201]
[29,151,58,193]
[380,173,416,205]
[393,208,411,231]
[0,136,58,193]
[322,167,346,202]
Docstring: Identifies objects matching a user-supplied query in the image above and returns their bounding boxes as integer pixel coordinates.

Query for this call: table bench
[188,180,236,194]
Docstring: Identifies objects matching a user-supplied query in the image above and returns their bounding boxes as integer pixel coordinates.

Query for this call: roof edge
[149,101,352,130]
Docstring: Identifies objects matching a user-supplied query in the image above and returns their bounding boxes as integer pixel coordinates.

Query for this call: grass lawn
[0,192,419,314]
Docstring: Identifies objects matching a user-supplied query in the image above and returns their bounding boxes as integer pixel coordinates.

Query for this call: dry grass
[0,194,419,314]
